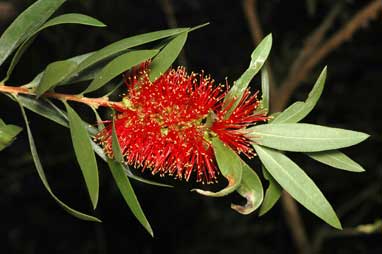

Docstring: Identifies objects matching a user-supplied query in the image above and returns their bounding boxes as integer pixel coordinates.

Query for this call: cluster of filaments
[96,65,268,183]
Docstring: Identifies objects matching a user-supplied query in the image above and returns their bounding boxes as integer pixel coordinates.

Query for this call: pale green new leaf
[66,103,99,209]
[0,119,22,151]
[0,0,66,66]
[223,34,272,116]
[83,49,159,94]
[272,67,327,124]
[260,67,270,110]
[18,101,100,222]
[193,137,243,197]
[306,150,365,172]
[149,32,188,81]
[251,123,369,152]
[253,144,341,229]
[231,162,263,215]
[109,121,153,236]
[258,166,282,216]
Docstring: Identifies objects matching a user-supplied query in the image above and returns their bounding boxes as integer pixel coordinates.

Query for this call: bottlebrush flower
[96,64,268,183]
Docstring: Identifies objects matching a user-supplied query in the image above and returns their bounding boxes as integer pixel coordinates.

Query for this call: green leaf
[250,123,369,152]
[231,162,263,215]
[16,95,69,127]
[6,13,105,82]
[75,28,189,75]
[260,67,270,111]
[83,49,159,94]
[272,67,327,124]
[40,13,106,29]
[149,32,188,81]
[258,166,282,216]
[17,100,100,222]
[109,120,153,236]
[223,34,272,116]
[306,150,365,172]
[193,137,243,197]
[253,144,342,229]
[65,103,99,209]
[0,0,66,67]
[36,60,78,96]
[28,52,95,89]
[0,120,22,151]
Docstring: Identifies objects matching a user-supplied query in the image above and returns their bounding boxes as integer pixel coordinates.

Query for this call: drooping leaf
[253,144,341,229]
[223,34,272,116]
[0,0,66,67]
[306,150,365,172]
[16,95,69,127]
[260,67,270,111]
[36,60,78,96]
[17,100,100,222]
[149,32,188,81]
[231,161,263,215]
[258,166,282,216]
[5,14,105,80]
[14,95,171,188]
[109,120,153,236]
[0,119,22,151]
[75,28,190,74]
[83,49,159,94]
[250,123,369,152]
[65,103,99,209]
[193,137,243,197]
[272,67,327,124]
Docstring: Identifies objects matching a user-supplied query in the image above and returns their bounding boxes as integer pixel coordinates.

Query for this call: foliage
[0,0,369,236]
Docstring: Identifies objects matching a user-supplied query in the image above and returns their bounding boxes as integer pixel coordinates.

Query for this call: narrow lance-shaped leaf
[258,166,282,216]
[306,150,365,172]
[65,103,99,209]
[223,34,272,117]
[75,28,190,74]
[231,161,263,215]
[250,123,369,152]
[193,137,243,197]
[0,119,22,151]
[253,144,342,229]
[260,67,270,111]
[5,13,106,81]
[83,49,159,94]
[272,67,327,124]
[149,32,188,81]
[14,95,171,188]
[108,120,154,236]
[36,61,78,96]
[17,100,100,222]
[0,0,66,67]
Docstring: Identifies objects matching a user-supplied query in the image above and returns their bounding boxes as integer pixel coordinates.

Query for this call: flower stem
[0,84,124,109]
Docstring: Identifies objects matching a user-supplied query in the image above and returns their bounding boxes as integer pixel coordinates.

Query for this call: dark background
[0,0,381,253]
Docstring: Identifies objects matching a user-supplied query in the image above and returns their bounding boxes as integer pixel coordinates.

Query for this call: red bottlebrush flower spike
[96,65,268,183]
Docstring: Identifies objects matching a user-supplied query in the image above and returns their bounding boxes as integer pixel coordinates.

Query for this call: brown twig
[0,85,124,109]
[159,0,188,67]
[274,0,382,111]
[242,0,277,101]
[0,2,16,21]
